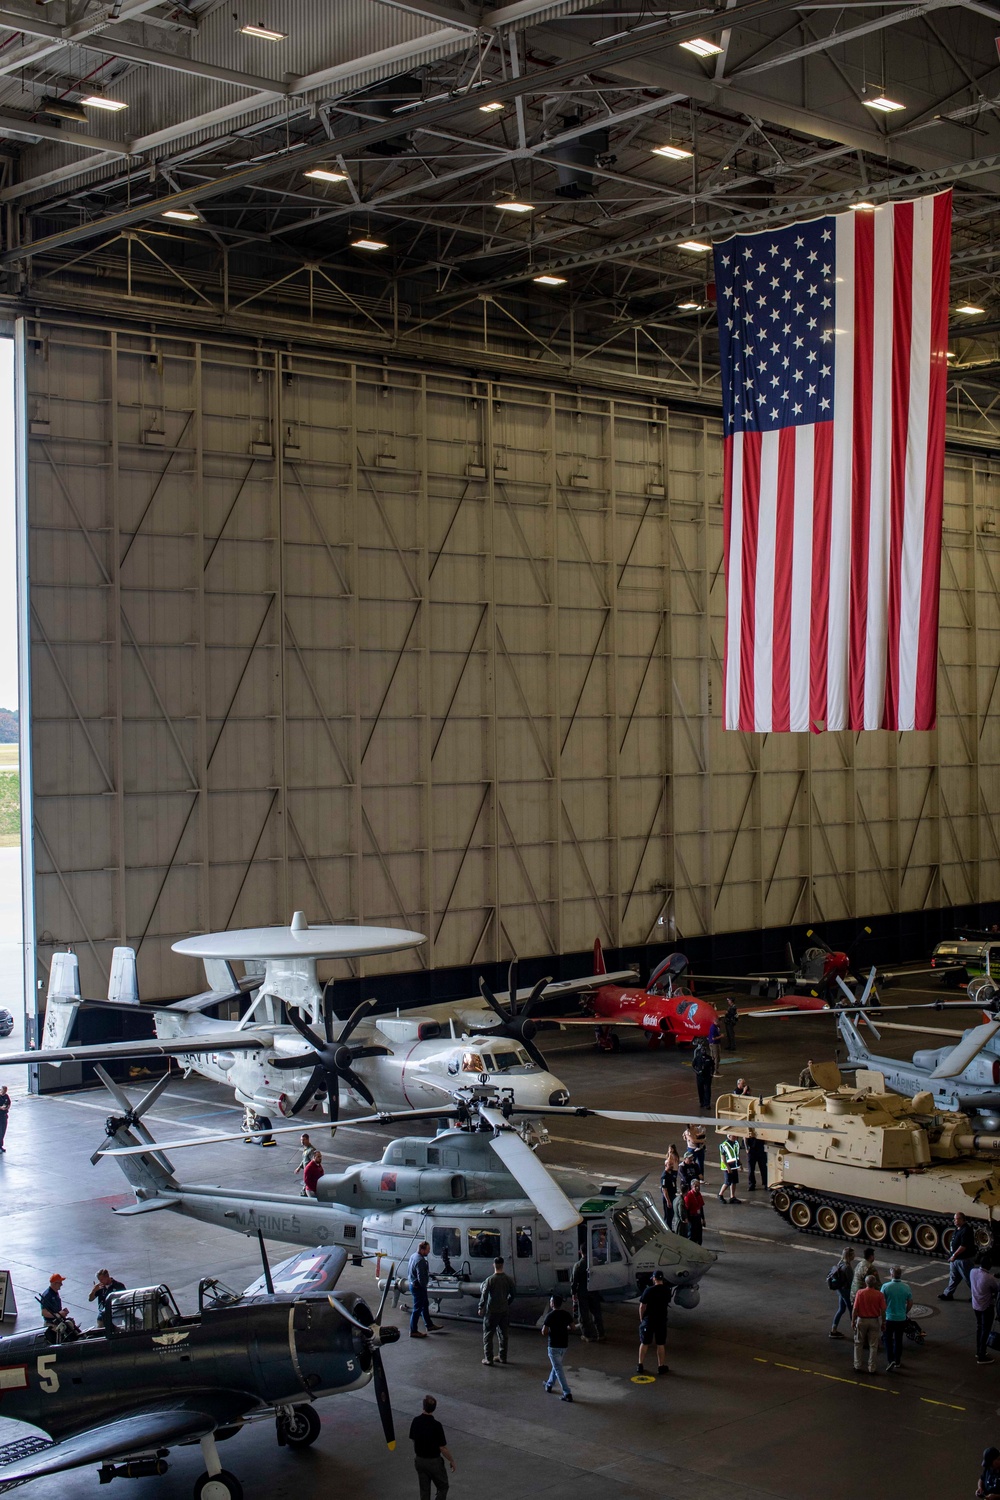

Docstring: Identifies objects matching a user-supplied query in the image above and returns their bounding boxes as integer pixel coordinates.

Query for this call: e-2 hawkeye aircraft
[2,916,635,1123]
[0,1249,398,1500]
[95,1069,720,1308]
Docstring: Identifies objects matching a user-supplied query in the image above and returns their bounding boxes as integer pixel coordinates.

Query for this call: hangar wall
[20,314,1000,1003]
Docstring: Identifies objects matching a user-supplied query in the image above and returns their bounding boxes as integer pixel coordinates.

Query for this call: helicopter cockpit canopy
[104,1285,182,1335]
[612,1195,668,1255]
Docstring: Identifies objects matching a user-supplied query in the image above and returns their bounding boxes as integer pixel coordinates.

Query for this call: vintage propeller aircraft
[0,1247,398,1500]
[0,917,627,1126]
[95,1068,722,1307]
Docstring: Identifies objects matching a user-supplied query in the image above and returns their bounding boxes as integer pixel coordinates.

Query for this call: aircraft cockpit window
[432,1227,460,1262]
[105,1285,181,1335]
[588,1222,621,1265]
[613,1198,664,1254]
[468,1228,502,1260]
[489,1048,533,1073]
[461,1051,486,1073]
[515,1226,533,1258]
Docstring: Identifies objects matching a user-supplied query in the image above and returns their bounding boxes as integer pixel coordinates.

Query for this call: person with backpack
[828,1247,856,1339]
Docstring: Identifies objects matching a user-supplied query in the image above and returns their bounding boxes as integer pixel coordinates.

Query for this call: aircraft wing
[548,1016,644,1028]
[244,1246,348,1298]
[0,1395,250,1486]
[0,1029,276,1067]
[498,970,637,1005]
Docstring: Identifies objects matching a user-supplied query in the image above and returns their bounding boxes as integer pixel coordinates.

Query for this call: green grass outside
[0,771,20,841]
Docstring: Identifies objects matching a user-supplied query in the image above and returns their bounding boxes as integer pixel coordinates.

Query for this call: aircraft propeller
[328,1264,398,1449]
[89,1064,176,1173]
[468,970,558,1069]
[269,996,389,1117]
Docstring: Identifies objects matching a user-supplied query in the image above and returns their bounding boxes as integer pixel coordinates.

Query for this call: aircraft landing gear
[195,1433,243,1500]
[594,1027,620,1053]
[275,1405,321,1449]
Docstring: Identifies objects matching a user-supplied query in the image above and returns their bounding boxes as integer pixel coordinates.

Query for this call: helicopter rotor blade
[930,1019,1000,1079]
[480,1107,580,1231]
[289,1065,325,1116]
[371,1348,395,1450]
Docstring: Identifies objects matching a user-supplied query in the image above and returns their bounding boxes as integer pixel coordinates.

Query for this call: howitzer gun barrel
[953,1133,1000,1154]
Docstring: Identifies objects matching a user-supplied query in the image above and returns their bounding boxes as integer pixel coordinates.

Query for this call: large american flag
[715,190,951,732]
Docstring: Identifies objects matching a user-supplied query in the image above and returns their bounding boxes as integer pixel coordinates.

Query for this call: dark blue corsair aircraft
[0,1249,398,1500]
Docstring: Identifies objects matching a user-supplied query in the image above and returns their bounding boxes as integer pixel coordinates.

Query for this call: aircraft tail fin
[203,958,239,993]
[108,947,139,1005]
[40,951,82,1052]
[593,938,606,976]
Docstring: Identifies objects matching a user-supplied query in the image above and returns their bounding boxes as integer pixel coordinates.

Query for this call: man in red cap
[39,1274,68,1329]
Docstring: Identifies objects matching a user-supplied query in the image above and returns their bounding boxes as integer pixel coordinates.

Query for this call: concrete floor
[1,994,998,1500]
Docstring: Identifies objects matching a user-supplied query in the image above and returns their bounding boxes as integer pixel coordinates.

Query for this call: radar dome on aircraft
[172,912,426,962]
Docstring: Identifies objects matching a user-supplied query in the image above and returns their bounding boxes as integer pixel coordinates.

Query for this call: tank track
[770,1183,998,1258]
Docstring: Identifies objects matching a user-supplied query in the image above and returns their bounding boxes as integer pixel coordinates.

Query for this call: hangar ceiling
[3,1,1000,404]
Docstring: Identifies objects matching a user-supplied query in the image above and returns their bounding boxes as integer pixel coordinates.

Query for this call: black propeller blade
[274,997,387,1117]
[471,975,556,1071]
[372,1347,395,1449]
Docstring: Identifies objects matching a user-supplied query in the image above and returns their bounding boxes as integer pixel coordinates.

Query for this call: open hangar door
[16,313,1000,1070]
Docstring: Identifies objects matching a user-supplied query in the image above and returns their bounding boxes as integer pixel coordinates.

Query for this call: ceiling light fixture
[304,167,348,183]
[680,37,723,56]
[162,209,200,222]
[864,95,904,113]
[652,144,693,160]
[41,98,89,122]
[677,299,705,310]
[496,199,533,212]
[678,239,711,253]
[239,21,286,40]
[351,236,388,251]
[81,93,128,111]
[852,201,876,209]
[479,101,504,113]
[955,303,985,315]
[533,273,567,286]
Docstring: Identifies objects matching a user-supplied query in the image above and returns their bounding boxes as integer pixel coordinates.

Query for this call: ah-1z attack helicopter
[95,1068,719,1308]
[0,1247,398,1500]
[3,916,632,1125]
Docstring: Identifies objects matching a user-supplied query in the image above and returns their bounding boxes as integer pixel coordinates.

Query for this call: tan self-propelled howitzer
[716,1064,1000,1257]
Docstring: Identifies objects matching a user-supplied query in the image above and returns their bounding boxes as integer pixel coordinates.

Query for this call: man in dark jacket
[408,1242,443,1337]
[478,1256,516,1365]
[409,1394,455,1500]
[692,1042,716,1109]
[723,1000,739,1050]
[940,1212,977,1300]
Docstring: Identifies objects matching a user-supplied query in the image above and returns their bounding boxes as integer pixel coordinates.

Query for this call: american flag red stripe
[716,190,951,732]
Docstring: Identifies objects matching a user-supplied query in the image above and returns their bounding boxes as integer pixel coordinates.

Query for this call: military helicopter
[0,1248,398,1500]
[95,1068,720,1307]
[2,918,619,1125]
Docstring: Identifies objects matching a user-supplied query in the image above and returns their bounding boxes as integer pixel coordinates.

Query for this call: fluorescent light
[864,95,904,113]
[496,199,533,212]
[678,239,711,252]
[479,101,504,113]
[680,37,722,56]
[955,303,985,315]
[852,201,875,209]
[677,299,705,310]
[81,93,128,111]
[351,236,387,251]
[304,168,348,184]
[42,98,89,122]
[946,351,956,359]
[239,21,286,40]
[533,273,567,286]
[652,144,693,160]
[162,209,200,222]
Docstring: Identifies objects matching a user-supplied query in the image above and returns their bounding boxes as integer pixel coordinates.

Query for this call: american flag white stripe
[715,191,951,733]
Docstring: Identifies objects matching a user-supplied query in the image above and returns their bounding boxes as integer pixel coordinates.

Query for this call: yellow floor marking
[631,1374,657,1385]
[921,1397,965,1412]
[774,1362,801,1371]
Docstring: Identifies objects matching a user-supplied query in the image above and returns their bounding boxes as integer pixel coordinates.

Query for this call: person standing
[637,1270,672,1376]
[302,1151,324,1197]
[827,1247,855,1338]
[880,1265,912,1373]
[706,1018,723,1071]
[852,1273,886,1375]
[971,1256,1000,1365]
[851,1246,881,1300]
[541,1294,576,1401]
[746,1131,768,1191]
[678,1149,699,1196]
[723,1000,739,1051]
[408,1394,455,1500]
[88,1269,125,1327]
[977,1448,1000,1498]
[940,1212,977,1300]
[692,1044,716,1110]
[661,1145,679,1227]
[408,1242,443,1339]
[683,1123,706,1177]
[478,1255,515,1366]
[294,1133,318,1192]
[0,1084,9,1151]
[682,1179,705,1244]
[570,1251,598,1342]
[717,1134,742,1204]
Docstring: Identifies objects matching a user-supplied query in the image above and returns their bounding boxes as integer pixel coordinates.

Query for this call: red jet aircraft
[546,941,720,1050]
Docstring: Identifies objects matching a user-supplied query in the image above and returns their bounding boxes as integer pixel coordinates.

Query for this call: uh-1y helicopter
[0,1247,398,1500]
[95,1068,720,1309]
[2,917,628,1128]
